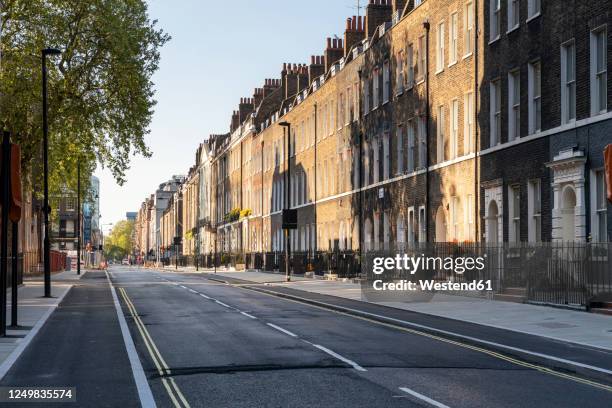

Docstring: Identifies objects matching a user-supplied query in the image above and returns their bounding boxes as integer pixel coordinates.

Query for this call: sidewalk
[0,271,81,379]
[205,269,612,352]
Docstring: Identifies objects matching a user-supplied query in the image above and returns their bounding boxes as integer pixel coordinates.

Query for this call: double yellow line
[241,285,612,393]
[119,287,191,408]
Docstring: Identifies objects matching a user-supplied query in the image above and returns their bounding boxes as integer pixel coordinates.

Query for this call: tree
[104,220,134,260]
[0,0,170,192]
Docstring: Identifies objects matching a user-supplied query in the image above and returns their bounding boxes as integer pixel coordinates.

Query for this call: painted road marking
[240,285,612,392]
[309,343,367,372]
[119,287,190,408]
[266,323,298,338]
[215,300,231,308]
[106,273,156,408]
[199,293,211,299]
[399,387,450,408]
[240,312,257,319]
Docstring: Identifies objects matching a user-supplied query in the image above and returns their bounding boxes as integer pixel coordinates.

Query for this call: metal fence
[182,242,612,308]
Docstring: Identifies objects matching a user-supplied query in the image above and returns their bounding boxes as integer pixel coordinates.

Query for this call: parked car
[122,258,130,265]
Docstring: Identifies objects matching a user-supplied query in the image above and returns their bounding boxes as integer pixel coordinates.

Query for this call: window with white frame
[373,137,380,183]
[451,99,459,158]
[450,196,460,240]
[397,214,406,244]
[508,0,519,31]
[373,212,380,248]
[561,40,576,124]
[508,70,520,141]
[464,1,474,56]
[363,79,370,114]
[509,185,521,243]
[397,51,404,94]
[528,61,541,133]
[528,179,541,242]
[397,125,405,174]
[591,26,607,115]
[417,35,425,81]
[464,91,474,153]
[407,45,414,86]
[408,120,416,172]
[490,0,501,41]
[527,0,540,20]
[346,88,352,124]
[594,169,608,242]
[407,207,415,243]
[364,142,370,185]
[383,60,390,103]
[418,116,427,168]
[383,211,390,247]
[373,68,380,108]
[437,105,445,163]
[418,206,426,242]
[490,79,501,146]
[467,194,474,240]
[436,22,445,72]
[383,133,390,180]
[449,12,458,64]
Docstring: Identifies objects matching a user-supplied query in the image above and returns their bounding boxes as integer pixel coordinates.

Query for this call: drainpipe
[314,103,318,254]
[474,0,480,242]
[423,20,431,243]
[357,69,364,257]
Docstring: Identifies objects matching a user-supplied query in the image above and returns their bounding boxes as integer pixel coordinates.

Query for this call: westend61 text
[372,280,493,291]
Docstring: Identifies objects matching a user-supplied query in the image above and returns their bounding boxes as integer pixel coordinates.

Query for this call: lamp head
[279,121,290,127]
[42,48,61,56]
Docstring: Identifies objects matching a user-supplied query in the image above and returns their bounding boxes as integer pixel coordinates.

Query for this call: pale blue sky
[96,0,362,231]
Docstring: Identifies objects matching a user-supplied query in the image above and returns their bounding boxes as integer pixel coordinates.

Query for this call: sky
[95,0,361,233]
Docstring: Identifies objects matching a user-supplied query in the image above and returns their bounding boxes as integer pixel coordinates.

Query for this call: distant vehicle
[122,258,130,265]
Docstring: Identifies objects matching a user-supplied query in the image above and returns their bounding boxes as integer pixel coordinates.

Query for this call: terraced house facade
[136,0,611,280]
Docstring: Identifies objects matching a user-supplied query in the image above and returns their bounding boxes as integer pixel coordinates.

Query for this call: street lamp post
[279,121,292,282]
[76,161,81,275]
[42,48,61,298]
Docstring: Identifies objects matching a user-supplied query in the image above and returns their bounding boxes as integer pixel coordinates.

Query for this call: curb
[218,278,612,385]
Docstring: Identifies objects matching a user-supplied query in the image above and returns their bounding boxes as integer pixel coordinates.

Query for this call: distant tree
[0,0,170,192]
[104,220,134,260]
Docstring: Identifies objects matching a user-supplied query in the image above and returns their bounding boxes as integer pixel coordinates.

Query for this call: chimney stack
[230,110,240,133]
[308,55,325,84]
[366,0,392,39]
[253,88,264,108]
[238,97,254,123]
[392,0,407,17]
[282,63,301,99]
[263,78,281,98]
[296,64,309,94]
[344,16,365,57]
[324,37,344,72]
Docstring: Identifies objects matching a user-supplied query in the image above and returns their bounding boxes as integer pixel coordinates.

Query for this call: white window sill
[448,60,458,68]
[382,100,390,106]
[463,52,473,60]
[415,78,425,86]
[395,89,404,97]
[435,68,444,75]
[506,25,519,35]
[526,12,541,24]
[488,35,501,45]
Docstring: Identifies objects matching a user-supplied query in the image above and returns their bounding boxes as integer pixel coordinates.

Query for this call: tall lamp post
[42,47,61,298]
[76,162,81,275]
[279,121,292,282]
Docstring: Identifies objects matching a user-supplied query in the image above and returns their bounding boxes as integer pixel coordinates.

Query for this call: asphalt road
[109,267,612,408]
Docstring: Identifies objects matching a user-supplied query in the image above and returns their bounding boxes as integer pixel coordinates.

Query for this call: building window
[383,60,390,103]
[449,12,458,64]
[436,22,445,72]
[396,51,404,94]
[397,126,404,174]
[490,0,501,41]
[467,194,474,240]
[594,169,608,242]
[418,206,426,242]
[561,40,576,124]
[451,99,459,158]
[373,137,380,183]
[508,0,519,31]
[417,35,426,82]
[364,77,370,114]
[464,91,474,153]
[528,61,541,133]
[407,45,414,86]
[373,212,380,248]
[464,1,474,56]
[408,120,416,172]
[383,133,390,180]
[363,142,370,186]
[527,0,540,20]
[407,207,415,243]
[528,179,541,242]
[490,79,501,146]
[383,211,390,247]
[591,26,607,115]
[509,185,521,243]
[508,70,520,141]
[450,196,460,240]
[373,68,380,108]
[418,116,427,168]
[437,105,445,163]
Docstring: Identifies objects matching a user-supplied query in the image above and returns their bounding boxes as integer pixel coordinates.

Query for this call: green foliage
[104,220,134,260]
[224,208,241,223]
[0,0,170,193]
[239,208,252,219]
